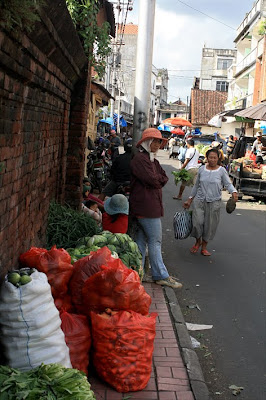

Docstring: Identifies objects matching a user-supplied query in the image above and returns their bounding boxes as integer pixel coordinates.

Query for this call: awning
[235,101,266,120]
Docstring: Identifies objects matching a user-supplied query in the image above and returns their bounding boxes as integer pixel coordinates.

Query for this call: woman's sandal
[201,249,211,256]
[190,244,201,254]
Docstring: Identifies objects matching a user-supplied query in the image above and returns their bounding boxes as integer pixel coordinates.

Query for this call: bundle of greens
[172,169,193,185]
[0,363,96,400]
[46,202,100,249]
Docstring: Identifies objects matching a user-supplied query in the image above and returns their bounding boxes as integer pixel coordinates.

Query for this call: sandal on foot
[173,196,182,200]
[201,249,211,256]
[190,243,201,254]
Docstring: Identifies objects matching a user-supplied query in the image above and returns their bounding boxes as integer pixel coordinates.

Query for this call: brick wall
[0,0,89,278]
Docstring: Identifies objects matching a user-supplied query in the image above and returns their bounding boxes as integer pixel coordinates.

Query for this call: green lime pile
[0,363,95,399]
[67,231,144,279]
[7,268,35,287]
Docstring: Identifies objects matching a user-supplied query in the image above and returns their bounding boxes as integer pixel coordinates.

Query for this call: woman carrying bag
[130,128,182,289]
[183,148,238,256]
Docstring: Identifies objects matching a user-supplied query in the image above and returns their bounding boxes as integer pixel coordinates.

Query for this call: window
[217,58,233,70]
[216,81,229,92]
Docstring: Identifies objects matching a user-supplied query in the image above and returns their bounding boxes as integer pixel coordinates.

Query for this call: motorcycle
[87,146,111,193]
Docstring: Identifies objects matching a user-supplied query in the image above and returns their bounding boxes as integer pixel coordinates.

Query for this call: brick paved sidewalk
[89,282,195,400]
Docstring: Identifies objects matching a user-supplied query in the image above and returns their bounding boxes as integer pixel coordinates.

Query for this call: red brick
[162,330,176,339]
[105,390,123,399]
[175,391,194,400]
[154,361,184,368]
[158,384,190,392]
[156,366,172,378]
[143,378,156,391]
[154,340,178,348]
[159,392,177,400]
[125,392,158,399]
[166,348,181,357]
[153,347,166,357]
[158,378,189,387]
[93,389,106,400]
[171,368,188,380]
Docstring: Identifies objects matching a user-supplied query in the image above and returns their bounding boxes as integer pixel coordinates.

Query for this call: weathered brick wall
[0,0,89,278]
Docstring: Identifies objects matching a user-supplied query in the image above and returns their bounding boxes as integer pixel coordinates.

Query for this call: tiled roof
[191,89,227,125]
[118,23,138,35]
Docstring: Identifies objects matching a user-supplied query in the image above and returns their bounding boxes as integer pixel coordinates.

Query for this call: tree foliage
[0,0,45,32]
[66,0,112,77]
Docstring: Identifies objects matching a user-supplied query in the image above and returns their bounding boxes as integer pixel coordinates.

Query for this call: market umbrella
[158,124,171,132]
[99,117,114,125]
[163,117,192,127]
[171,128,185,135]
[234,101,266,120]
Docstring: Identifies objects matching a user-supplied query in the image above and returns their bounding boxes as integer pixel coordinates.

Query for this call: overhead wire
[176,0,236,30]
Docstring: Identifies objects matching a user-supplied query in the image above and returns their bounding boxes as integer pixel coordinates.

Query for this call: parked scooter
[87,145,111,193]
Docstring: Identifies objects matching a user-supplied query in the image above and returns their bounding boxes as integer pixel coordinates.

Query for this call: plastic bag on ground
[69,247,113,312]
[91,310,157,392]
[0,270,71,371]
[173,209,192,240]
[34,246,73,299]
[19,247,48,268]
[60,311,91,375]
[82,259,151,316]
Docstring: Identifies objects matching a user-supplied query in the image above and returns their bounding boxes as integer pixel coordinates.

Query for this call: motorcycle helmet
[124,138,133,153]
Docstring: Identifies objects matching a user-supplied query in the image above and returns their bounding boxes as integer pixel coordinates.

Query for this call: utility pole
[132,0,156,147]
[117,79,121,135]
[110,0,121,121]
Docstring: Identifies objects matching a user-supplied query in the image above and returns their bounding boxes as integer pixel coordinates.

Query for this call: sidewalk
[89,283,210,400]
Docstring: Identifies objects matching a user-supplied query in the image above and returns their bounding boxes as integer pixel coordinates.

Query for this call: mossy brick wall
[0,0,90,278]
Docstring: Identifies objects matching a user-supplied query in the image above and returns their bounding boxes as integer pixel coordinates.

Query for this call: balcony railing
[235,48,257,75]
[235,0,262,39]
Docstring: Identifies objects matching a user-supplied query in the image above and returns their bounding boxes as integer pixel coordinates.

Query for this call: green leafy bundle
[66,0,111,77]
[46,201,100,249]
[0,363,95,400]
[172,170,193,185]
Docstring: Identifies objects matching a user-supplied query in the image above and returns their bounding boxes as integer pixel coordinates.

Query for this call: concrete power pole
[133,0,156,147]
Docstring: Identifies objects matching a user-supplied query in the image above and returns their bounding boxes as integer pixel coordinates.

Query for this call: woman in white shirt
[184,148,238,256]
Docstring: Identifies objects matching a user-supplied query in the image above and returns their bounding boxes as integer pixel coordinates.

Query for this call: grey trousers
[191,199,221,242]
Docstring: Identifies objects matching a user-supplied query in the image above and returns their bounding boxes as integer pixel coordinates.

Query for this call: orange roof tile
[118,23,138,35]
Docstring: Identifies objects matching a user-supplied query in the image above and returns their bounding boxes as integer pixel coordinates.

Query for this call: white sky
[125,0,255,103]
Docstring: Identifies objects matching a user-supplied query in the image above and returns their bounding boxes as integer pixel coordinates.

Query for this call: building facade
[200,47,237,93]
[226,0,266,110]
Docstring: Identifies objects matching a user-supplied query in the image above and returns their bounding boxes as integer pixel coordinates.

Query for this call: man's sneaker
[155,276,183,289]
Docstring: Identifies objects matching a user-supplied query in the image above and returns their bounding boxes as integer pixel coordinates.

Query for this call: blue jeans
[136,218,169,281]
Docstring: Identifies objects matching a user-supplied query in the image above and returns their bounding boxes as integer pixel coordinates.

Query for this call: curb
[164,286,212,400]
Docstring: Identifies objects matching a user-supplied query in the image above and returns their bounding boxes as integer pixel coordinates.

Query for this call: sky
[125,0,255,103]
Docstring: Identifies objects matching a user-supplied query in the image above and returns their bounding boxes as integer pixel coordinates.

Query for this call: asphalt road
[157,150,266,400]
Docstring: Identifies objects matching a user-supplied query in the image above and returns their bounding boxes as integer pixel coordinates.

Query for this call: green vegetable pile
[46,202,100,249]
[0,363,96,400]
[67,231,144,279]
[172,169,193,185]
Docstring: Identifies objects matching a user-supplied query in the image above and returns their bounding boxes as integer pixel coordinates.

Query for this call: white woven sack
[173,210,192,240]
[0,270,72,371]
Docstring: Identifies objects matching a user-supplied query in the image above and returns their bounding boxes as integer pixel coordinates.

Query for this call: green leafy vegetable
[0,364,96,399]
[172,170,193,185]
[46,202,100,249]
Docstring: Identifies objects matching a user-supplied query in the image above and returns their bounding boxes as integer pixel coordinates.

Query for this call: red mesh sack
[55,295,74,313]
[69,247,112,312]
[60,311,91,375]
[19,247,48,268]
[82,259,151,316]
[91,310,157,392]
[35,246,73,298]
